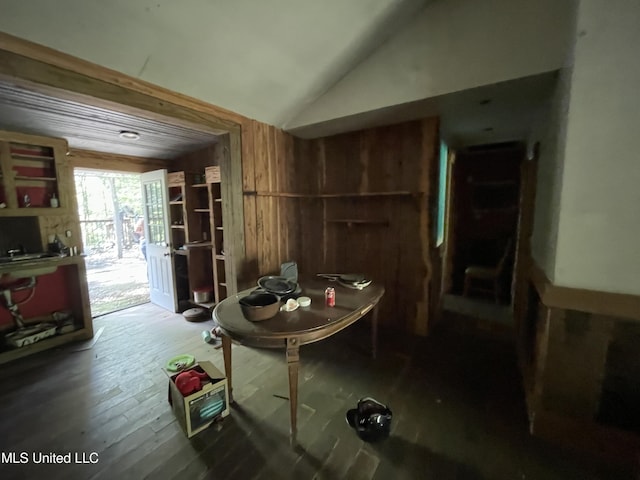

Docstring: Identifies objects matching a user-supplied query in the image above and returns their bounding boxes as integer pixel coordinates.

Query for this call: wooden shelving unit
[0,132,69,214]
[205,166,227,304]
[167,167,230,308]
[0,130,93,363]
[167,171,212,307]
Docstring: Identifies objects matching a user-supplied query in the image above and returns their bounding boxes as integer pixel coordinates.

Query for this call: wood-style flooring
[0,303,633,479]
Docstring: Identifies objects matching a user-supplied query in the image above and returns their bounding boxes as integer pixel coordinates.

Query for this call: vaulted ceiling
[0,0,574,152]
[0,0,430,125]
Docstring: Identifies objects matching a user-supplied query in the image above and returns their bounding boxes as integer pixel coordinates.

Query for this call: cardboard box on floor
[166,361,230,438]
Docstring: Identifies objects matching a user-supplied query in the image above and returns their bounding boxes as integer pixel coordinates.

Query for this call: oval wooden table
[213,278,385,442]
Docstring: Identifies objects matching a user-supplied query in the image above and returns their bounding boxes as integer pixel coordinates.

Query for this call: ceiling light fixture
[119,130,140,140]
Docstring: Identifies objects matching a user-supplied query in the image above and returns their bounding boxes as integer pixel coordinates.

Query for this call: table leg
[371,305,379,359]
[222,334,233,403]
[286,337,300,444]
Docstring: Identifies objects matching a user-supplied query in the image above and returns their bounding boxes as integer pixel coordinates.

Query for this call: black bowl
[239,292,280,321]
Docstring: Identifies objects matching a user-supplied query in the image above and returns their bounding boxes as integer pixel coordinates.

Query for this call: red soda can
[325,286,336,307]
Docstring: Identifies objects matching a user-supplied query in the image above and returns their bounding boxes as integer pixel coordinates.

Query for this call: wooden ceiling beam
[68,148,171,173]
[0,32,246,129]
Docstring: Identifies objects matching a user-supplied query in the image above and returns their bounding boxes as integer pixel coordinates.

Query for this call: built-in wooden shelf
[10,154,55,161]
[14,176,57,182]
[13,158,52,168]
[174,249,188,256]
[244,190,424,199]
[193,301,215,309]
[219,282,227,288]
[326,219,390,227]
[183,241,213,249]
[167,166,229,309]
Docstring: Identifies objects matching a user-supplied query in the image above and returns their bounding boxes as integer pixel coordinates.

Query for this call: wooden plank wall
[240,119,299,288]
[515,260,640,465]
[169,144,218,173]
[241,118,439,334]
[300,119,438,334]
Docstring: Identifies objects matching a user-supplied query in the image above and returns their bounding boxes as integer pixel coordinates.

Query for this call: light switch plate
[65,230,72,237]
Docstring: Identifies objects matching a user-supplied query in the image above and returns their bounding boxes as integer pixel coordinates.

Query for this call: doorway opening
[75,169,149,317]
[440,141,525,328]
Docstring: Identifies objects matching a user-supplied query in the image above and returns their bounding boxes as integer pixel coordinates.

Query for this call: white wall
[528,66,574,281]
[287,0,574,130]
[553,0,640,295]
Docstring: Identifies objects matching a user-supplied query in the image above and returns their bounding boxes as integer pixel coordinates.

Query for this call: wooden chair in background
[463,237,513,303]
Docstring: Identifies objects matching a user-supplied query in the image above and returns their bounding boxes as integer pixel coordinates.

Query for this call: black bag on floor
[346,397,392,442]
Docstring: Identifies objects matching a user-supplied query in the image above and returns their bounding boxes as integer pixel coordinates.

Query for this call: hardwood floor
[0,303,633,479]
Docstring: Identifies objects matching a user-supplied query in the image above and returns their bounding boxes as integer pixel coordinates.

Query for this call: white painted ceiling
[0,0,567,150]
[289,72,559,146]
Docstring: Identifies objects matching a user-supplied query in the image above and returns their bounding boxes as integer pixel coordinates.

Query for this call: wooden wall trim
[0,32,246,126]
[530,261,640,321]
[0,49,240,135]
[418,117,439,335]
[0,129,68,149]
[220,133,245,295]
[512,155,538,331]
[441,150,456,294]
[529,262,552,301]
[69,148,170,173]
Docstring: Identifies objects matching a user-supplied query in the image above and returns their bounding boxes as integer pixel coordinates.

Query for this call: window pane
[144,180,166,245]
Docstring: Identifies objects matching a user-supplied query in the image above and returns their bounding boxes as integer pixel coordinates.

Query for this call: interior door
[141,169,177,312]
